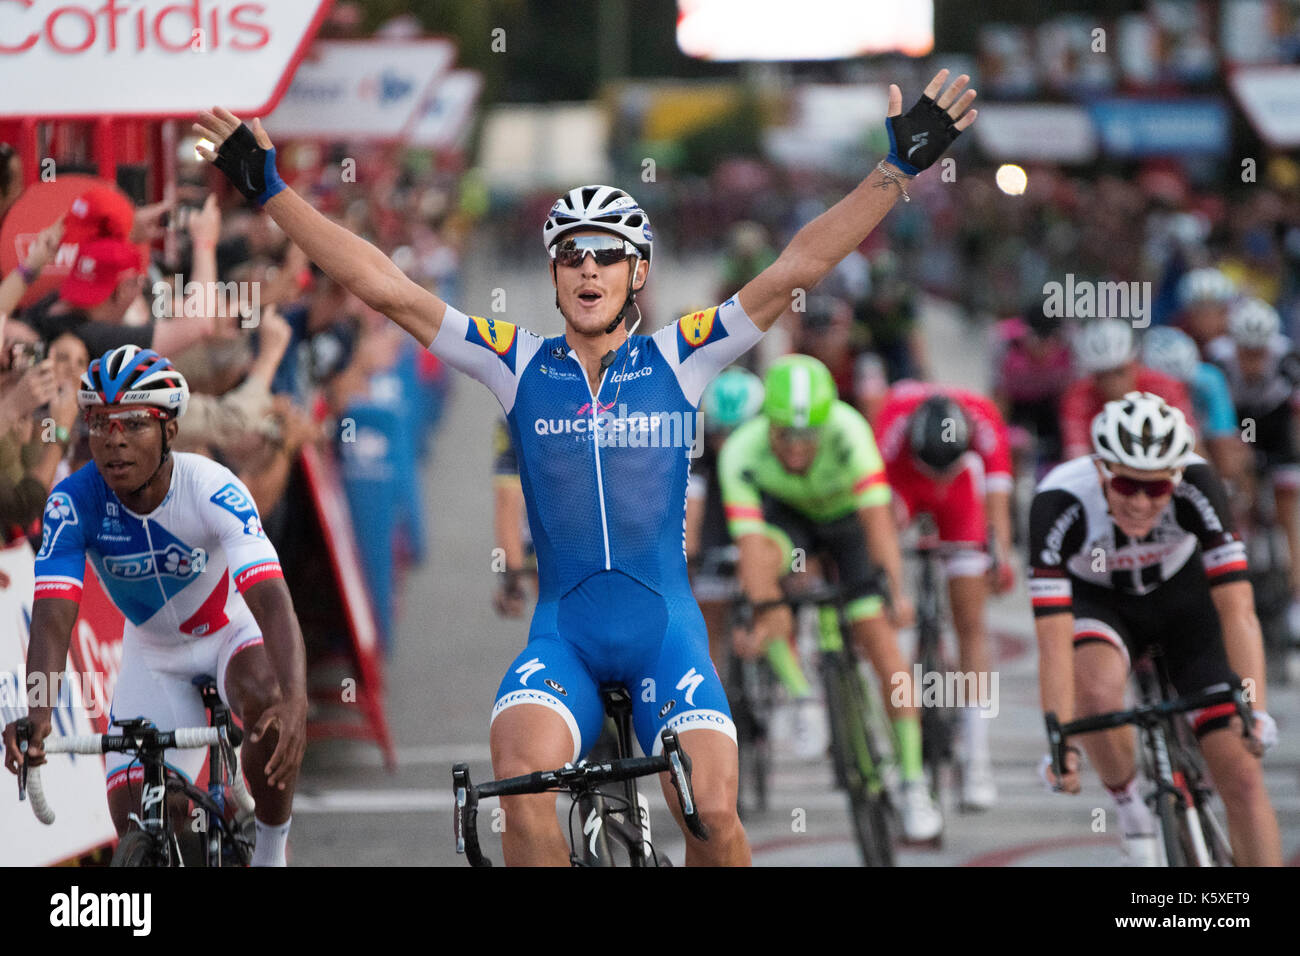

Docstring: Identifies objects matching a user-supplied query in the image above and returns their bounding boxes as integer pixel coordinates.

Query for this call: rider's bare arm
[241,577,308,704]
[1034,612,1076,723]
[262,188,446,348]
[857,503,906,606]
[986,488,1013,565]
[1211,580,1268,712]
[194,110,447,348]
[737,72,976,332]
[2,597,79,771]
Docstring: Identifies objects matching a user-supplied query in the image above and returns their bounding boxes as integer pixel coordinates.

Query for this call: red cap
[64,185,135,246]
[59,238,144,308]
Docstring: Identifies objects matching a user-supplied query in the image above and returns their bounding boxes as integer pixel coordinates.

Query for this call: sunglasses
[550,235,638,269]
[1100,464,1178,498]
[85,406,169,437]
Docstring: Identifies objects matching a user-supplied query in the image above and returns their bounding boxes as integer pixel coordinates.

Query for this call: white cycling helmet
[1141,326,1201,384]
[1177,268,1235,309]
[1091,391,1195,472]
[1227,297,1281,349]
[1074,318,1136,374]
[79,345,190,419]
[543,185,653,273]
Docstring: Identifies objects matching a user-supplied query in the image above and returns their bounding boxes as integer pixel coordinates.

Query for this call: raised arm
[194,109,447,349]
[738,70,977,332]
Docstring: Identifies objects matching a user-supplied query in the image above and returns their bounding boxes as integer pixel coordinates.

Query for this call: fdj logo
[210,483,253,516]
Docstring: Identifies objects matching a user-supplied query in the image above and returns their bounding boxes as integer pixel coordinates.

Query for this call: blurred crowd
[0,135,468,568]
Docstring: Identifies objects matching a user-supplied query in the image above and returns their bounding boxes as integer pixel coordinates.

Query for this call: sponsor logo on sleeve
[37,493,78,560]
[469,316,517,357]
[209,483,264,535]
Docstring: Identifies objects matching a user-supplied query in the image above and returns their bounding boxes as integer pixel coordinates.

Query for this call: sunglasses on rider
[1100,464,1179,498]
[85,406,169,437]
[550,235,638,269]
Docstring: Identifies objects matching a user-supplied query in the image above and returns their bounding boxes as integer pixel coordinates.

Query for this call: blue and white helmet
[1141,326,1201,384]
[543,185,653,273]
[78,345,190,419]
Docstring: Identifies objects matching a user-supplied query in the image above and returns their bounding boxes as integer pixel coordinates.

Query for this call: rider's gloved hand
[885,71,975,175]
[198,111,287,206]
[3,708,51,775]
[1251,710,1278,753]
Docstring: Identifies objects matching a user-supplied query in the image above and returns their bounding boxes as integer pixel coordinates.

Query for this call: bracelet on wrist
[16,262,39,284]
[875,160,912,203]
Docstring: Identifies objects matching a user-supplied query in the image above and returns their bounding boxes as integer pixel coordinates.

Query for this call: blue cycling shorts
[491,570,736,761]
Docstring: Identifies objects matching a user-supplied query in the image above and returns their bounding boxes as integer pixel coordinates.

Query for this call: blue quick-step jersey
[431,297,763,604]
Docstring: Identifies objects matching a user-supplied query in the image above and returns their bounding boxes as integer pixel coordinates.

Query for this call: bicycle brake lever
[14,718,30,802]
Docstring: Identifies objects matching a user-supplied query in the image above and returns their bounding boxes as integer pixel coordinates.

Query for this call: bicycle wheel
[111,827,165,867]
[824,651,894,866]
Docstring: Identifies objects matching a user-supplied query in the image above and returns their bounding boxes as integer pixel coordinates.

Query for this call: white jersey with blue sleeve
[34,453,283,646]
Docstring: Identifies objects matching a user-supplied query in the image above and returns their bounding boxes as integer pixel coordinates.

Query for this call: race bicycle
[1046,651,1253,867]
[453,683,707,867]
[15,675,256,867]
[746,580,898,866]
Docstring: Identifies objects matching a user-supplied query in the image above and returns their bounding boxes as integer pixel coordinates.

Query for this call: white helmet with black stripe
[543,184,653,273]
[1091,391,1195,471]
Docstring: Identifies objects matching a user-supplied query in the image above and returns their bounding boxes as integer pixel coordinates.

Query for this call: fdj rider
[195,68,976,865]
[1030,392,1280,865]
[718,355,944,841]
[2,346,308,867]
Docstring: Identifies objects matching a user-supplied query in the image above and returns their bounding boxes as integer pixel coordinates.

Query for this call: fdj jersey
[34,453,283,787]
[34,452,282,639]
[431,298,762,759]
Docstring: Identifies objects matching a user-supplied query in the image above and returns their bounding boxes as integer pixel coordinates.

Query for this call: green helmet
[702,367,764,429]
[762,354,836,428]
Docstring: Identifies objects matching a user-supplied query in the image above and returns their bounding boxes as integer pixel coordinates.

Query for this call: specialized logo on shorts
[37,492,78,560]
[468,315,517,358]
[544,678,568,697]
[210,483,264,536]
[658,699,676,719]
[676,307,729,362]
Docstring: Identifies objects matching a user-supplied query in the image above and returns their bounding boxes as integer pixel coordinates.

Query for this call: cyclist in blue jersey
[3,346,308,866]
[1142,325,1243,487]
[196,68,978,865]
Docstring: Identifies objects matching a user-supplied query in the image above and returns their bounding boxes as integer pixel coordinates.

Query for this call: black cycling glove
[212,122,288,206]
[885,93,962,176]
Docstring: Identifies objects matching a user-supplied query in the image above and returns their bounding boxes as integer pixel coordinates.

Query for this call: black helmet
[908,394,971,472]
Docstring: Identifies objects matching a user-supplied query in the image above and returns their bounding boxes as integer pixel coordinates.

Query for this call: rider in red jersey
[874,380,1015,809]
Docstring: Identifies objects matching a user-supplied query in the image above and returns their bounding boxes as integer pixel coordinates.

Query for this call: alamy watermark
[152,275,261,328]
[1042,274,1152,328]
[889,665,999,717]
